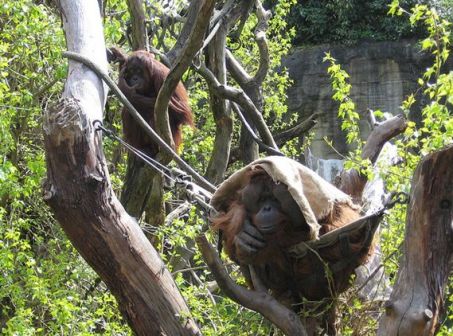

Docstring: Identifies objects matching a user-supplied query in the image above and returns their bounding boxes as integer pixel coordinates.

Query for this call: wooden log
[336,115,407,203]
[377,145,453,336]
[43,1,200,334]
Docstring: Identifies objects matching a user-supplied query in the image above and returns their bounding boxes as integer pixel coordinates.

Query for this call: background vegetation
[265,0,453,45]
[0,0,451,335]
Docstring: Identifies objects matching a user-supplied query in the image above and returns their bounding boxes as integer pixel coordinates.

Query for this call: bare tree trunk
[226,1,271,163]
[205,23,233,184]
[121,156,153,217]
[43,1,200,335]
[126,0,147,50]
[237,80,261,163]
[120,0,166,226]
[378,145,453,336]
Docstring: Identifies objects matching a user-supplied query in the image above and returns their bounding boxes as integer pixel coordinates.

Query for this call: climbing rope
[94,121,174,181]
[93,120,215,216]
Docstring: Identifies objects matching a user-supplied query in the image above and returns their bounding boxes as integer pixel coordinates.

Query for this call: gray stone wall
[283,39,440,160]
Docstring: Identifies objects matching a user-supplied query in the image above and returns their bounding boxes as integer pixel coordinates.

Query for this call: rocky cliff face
[283,39,437,163]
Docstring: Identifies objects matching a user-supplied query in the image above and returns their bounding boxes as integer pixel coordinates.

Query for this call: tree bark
[121,155,154,218]
[126,0,147,50]
[43,1,200,335]
[336,115,407,203]
[377,145,453,336]
[196,234,307,336]
[205,22,233,184]
[228,1,271,163]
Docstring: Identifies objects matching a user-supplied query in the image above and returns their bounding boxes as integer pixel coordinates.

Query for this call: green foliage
[323,3,452,333]
[2,0,451,334]
[324,53,361,146]
[323,53,374,178]
[384,0,452,188]
[270,0,430,45]
[0,0,132,334]
[0,0,300,334]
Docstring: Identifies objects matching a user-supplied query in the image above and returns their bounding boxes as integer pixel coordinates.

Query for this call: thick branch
[196,234,307,336]
[204,21,233,184]
[336,115,407,202]
[126,0,147,50]
[274,113,319,146]
[167,0,205,63]
[154,0,215,151]
[378,145,453,336]
[198,64,278,150]
[225,0,270,87]
[225,50,251,84]
[224,0,271,162]
[46,2,201,334]
[252,0,271,85]
[43,102,199,335]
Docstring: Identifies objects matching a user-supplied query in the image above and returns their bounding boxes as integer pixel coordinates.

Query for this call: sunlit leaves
[323,52,374,178]
[391,1,453,153]
[0,1,130,334]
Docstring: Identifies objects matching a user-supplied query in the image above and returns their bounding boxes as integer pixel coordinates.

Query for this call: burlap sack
[211,156,356,240]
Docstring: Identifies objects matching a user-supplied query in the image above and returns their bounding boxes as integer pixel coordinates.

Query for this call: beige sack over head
[211,156,356,240]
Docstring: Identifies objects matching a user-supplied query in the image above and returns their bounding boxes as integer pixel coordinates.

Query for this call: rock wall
[283,39,441,162]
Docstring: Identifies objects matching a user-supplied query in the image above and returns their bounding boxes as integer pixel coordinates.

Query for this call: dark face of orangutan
[119,55,153,96]
[212,173,310,265]
[240,175,300,235]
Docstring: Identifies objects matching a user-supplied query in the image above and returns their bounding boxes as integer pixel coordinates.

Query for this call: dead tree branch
[154,0,215,155]
[224,0,272,162]
[196,234,307,336]
[44,2,201,334]
[274,113,319,146]
[336,114,408,202]
[204,10,235,184]
[167,0,208,63]
[228,113,316,164]
[378,145,453,335]
[197,63,278,151]
[252,0,271,85]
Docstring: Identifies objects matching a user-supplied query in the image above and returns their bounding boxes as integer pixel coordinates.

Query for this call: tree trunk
[126,0,147,50]
[238,81,261,163]
[43,1,200,335]
[205,23,233,184]
[121,155,154,218]
[377,145,453,336]
[120,0,165,227]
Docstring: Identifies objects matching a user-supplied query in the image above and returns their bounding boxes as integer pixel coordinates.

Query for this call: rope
[94,121,216,217]
[94,121,174,181]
